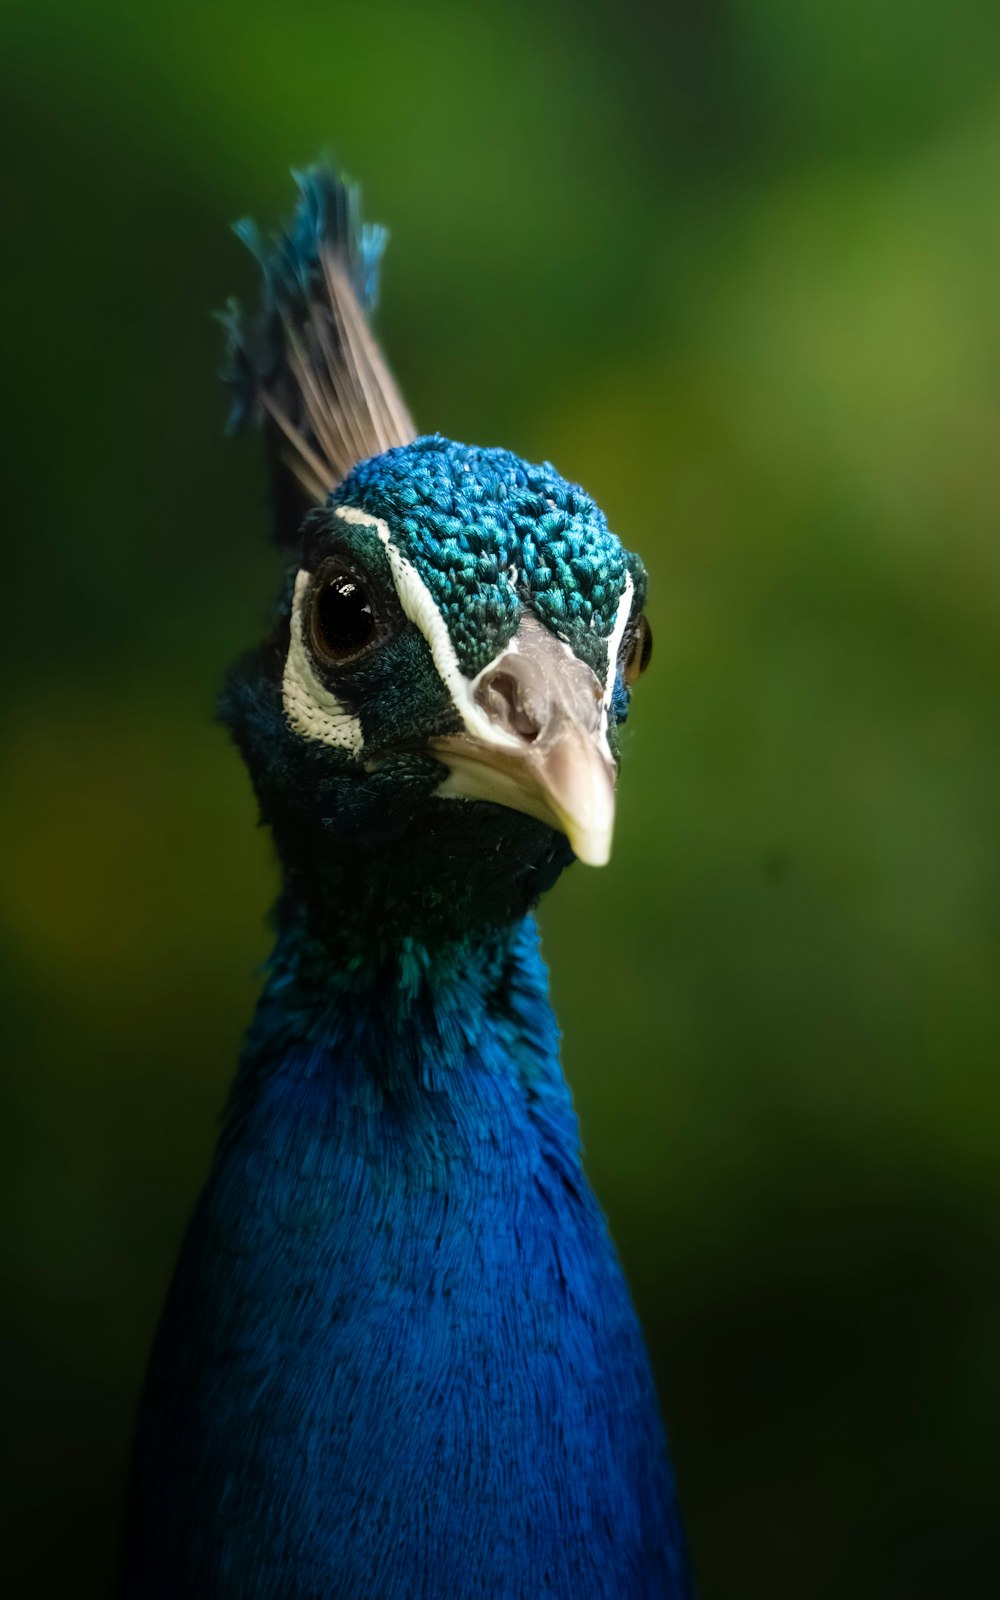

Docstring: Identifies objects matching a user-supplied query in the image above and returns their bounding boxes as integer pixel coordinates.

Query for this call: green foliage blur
[2,1,998,1594]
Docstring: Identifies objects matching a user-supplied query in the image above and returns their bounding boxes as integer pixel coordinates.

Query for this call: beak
[429,614,617,867]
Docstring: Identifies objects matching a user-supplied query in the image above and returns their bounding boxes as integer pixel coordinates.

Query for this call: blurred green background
[2,1,999,1594]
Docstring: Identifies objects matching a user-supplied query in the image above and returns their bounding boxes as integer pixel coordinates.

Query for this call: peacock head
[219,170,652,942]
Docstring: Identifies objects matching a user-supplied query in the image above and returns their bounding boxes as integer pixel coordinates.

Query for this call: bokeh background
[2,1,999,1594]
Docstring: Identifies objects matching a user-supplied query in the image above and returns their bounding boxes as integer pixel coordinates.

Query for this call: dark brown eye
[309,571,377,664]
[623,613,653,685]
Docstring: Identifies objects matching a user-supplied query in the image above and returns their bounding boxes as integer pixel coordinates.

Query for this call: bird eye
[623,613,653,685]
[309,570,377,664]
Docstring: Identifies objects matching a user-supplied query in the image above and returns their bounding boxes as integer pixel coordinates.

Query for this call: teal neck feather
[239,898,563,1118]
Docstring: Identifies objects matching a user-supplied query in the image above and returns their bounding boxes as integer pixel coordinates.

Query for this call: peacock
[121,162,692,1600]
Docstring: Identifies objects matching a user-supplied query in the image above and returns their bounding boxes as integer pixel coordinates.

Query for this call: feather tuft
[221,162,417,534]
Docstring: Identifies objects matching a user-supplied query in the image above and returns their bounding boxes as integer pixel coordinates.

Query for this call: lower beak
[428,615,618,868]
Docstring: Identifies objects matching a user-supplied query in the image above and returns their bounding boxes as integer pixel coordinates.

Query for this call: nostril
[477,669,542,742]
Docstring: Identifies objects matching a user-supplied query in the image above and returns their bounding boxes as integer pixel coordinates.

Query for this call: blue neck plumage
[221,894,581,1197]
[125,890,690,1598]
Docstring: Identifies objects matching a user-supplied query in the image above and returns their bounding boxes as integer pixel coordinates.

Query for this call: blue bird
[121,163,691,1600]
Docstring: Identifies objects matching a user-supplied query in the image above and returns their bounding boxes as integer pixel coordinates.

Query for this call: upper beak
[429,614,617,867]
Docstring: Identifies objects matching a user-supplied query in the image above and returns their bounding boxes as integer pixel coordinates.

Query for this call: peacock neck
[222,890,580,1192]
[124,882,689,1600]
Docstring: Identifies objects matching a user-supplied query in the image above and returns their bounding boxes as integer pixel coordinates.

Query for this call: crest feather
[222,163,417,538]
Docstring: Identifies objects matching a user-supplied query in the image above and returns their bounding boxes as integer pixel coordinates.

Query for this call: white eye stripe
[601,573,634,743]
[281,569,365,753]
[289,506,633,759]
[333,506,520,749]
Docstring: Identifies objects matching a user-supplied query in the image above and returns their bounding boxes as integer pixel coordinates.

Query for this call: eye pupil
[311,572,376,662]
[623,613,653,684]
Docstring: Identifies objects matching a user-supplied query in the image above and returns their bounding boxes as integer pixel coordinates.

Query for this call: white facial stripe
[326,506,633,761]
[601,572,634,741]
[282,569,365,753]
[334,506,520,749]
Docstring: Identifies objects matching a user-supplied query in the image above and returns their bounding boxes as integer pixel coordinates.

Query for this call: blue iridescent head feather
[333,435,647,685]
